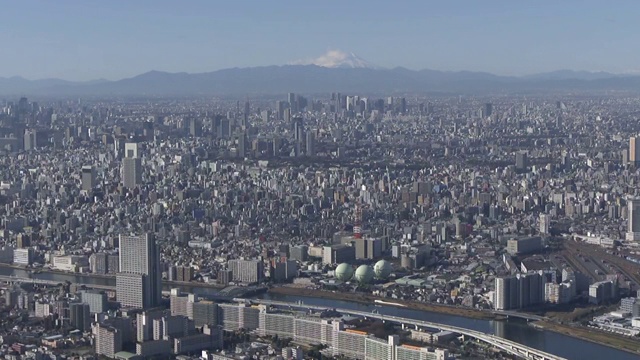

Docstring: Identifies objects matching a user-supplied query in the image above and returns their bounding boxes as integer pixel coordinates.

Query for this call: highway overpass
[250,298,566,360]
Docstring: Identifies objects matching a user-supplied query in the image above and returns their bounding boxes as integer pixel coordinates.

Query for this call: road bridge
[493,310,546,321]
[248,298,566,360]
[0,275,115,291]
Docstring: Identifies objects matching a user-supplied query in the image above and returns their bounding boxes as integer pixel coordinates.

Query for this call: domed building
[374,260,392,279]
[354,265,374,284]
[335,263,354,281]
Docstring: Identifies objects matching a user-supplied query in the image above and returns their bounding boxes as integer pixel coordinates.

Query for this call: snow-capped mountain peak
[291,50,380,69]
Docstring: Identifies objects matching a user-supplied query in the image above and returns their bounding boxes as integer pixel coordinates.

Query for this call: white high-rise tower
[116,233,161,308]
[626,197,640,241]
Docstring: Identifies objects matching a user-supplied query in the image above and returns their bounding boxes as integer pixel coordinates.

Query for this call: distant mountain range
[2,64,640,96]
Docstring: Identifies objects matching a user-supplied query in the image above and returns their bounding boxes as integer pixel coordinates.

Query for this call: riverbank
[533,321,640,355]
[270,286,640,355]
[0,263,116,279]
[0,264,226,289]
[268,286,496,320]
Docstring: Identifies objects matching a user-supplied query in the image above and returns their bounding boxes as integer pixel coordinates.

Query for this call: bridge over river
[0,274,115,291]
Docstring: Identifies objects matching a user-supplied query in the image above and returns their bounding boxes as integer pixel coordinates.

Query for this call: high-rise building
[23,129,37,151]
[122,157,142,189]
[191,300,219,327]
[108,254,120,274]
[290,245,308,262]
[94,323,123,358]
[292,117,304,142]
[626,197,640,241]
[122,142,141,188]
[90,253,108,274]
[270,259,298,283]
[218,118,231,139]
[81,290,108,314]
[81,166,96,192]
[168,265,193,282]
[630,137,640,165]
[589,280,616,304]
[494,272,546,310]
[137,310,164,342]
[515,151,528,170]
[305,131,315,157]
[236,132,247,158]
[16,233,30,249]
[288,93,297,113]
[483,103,493,117]
[261,110,270,123]
[69,303,91,332]
[116,233,161,309]
[539,214,550,235]
[398,97,406,114]
[228,259,264,283]
[188,118,202,137]
[276,101,285,120]
[242,100,250,128]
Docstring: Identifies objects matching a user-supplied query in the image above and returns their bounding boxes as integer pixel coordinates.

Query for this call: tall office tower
[283,108,291,123]
[305,131,315,157]
[24,129,37,151]
[122,141,142,189]
[288,93,296,113]
[398,97,407,114]
[276,101,285,120]
[81,166,96,192]
[261,110,270,123]
[345,96,355,112]
[69,303,91,332]
[188,118,202,137]
[292,117,304,143]
[539,214,550,235]
[237,132,247,158]
[122,158,142,189]
[240,100,250,128]
[272,136,281,157]
[218,118,231,139]
[515,151,528,170]
[483,103,493,117]
[630,137,640,165]
[116,233,161,309]
[626,197,640,241]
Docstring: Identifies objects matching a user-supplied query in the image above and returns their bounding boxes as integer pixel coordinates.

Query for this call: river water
[2,267,637,360]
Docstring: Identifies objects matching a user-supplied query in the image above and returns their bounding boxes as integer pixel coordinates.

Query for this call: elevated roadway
[0,274,115,291]
[249,298,566,360]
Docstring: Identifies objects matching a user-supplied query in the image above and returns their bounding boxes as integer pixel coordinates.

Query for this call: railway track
[565,240,640,287]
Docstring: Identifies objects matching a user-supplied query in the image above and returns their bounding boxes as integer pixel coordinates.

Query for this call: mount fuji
[290,50,381,69]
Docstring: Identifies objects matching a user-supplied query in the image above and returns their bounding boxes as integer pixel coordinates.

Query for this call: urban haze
[2,2,640,360]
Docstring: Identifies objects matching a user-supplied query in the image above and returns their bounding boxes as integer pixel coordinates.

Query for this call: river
[1,267,636,360]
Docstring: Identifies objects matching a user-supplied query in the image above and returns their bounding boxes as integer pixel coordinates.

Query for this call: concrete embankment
[268,286,496,320]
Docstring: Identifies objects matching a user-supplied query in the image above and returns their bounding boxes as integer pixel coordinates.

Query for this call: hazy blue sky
[1,1,638,81]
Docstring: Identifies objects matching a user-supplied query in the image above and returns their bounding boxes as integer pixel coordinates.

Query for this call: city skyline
[1,1,640,81]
